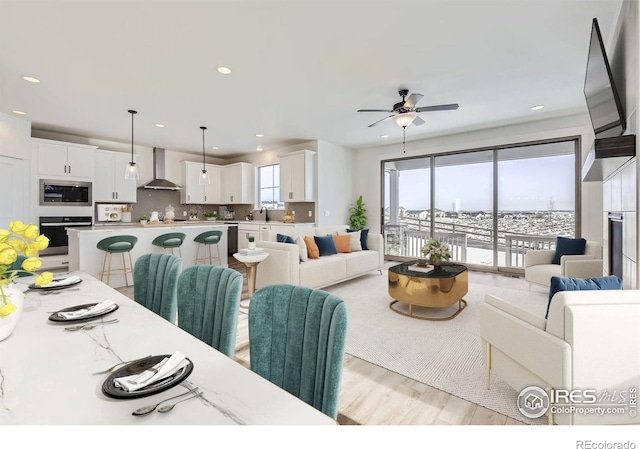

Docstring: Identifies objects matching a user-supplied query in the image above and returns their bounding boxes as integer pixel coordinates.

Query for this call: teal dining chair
[248,284,348,420]
[176,265,242,358]
[133,253,182,323]
[8,255,29,277]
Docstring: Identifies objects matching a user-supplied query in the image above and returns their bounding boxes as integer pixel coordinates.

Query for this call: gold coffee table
[388,261,468,320]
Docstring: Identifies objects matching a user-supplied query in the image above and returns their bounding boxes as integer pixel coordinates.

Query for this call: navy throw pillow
[546,275,622,318]
[277,233,295,244]
[348,228,369,250]
[314,235,338,256]
[551,236,587,265]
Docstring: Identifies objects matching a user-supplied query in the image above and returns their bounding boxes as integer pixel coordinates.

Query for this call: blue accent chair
[177,265,242,358]
[133,253,182,323]
[248,284,348,420]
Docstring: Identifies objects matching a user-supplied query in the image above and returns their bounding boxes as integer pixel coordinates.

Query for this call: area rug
[323,269,549,425]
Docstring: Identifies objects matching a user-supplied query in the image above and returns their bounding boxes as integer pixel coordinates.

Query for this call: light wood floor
[117,260,532,426]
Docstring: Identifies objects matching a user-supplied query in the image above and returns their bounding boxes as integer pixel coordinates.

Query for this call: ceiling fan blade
[412,116,426,126]
[403,93,424,108]
[415,103,459,112]
[358,109,394,112]
[368,115,394,127]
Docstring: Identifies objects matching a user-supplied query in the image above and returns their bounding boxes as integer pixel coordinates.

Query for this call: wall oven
[39,216,93,256]
[40,179,92,206]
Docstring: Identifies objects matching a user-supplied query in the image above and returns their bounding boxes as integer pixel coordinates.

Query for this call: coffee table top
[389,261,467,278]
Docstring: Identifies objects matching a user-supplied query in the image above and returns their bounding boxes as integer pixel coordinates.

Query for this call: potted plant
[349,195,367,230]
[248,235,256,250]
[139,215,148,225]
[420,238,452,266]
[203,212,216,221]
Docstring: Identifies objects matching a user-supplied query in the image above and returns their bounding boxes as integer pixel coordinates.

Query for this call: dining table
[0,271,336,425]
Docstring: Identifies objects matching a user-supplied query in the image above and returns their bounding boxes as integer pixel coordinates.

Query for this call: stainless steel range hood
[141,147,184,190]
[582,134,636,182]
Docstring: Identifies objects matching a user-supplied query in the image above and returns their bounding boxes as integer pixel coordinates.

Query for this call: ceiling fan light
[393,112,417,128]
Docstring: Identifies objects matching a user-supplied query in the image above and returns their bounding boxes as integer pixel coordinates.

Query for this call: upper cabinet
[35,139,95,179]
[221,162,254,204]
[180,161,221,204]
[93,150,138,203]
[279,150,315,202]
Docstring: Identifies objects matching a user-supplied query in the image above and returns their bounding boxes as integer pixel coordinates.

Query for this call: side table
[233,252,269,309]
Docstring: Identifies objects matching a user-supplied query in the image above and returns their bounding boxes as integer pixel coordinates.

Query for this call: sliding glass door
[382,138,578,271]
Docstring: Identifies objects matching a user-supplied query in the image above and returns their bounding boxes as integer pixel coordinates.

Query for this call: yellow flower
[23,224,40,240]
[35,272,53,286]
[23,243,40,257]
[34,235,50,251]
[9,221,27,235]
[0,278,10,285]
[22,257,42,272]
[0,303,17,316]
[0,247,17,265]
[0,229,9,241]
[7,239,25,253]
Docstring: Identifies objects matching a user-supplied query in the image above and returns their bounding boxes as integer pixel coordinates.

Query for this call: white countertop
[0,272,335,425]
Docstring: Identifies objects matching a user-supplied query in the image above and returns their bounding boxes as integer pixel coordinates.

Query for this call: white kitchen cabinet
[222,162,254,204]
[181,161,221,204]
[36,139,95,179]
[93,150,138,203]
[238,223,261,251]
[279,150,315,202]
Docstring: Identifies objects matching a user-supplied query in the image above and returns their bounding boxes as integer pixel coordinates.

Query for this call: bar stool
[152,232,186,257]
[194,230,222,265]
[96,235,138,287]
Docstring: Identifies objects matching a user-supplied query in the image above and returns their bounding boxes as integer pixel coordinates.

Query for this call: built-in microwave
[39,179,92,206]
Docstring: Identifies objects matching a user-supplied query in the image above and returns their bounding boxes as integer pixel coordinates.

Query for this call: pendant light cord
[402,126,406,154]
[201,126,207,170]
[128,109,137,164]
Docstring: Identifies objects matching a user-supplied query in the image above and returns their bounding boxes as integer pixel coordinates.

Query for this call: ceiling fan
[357,89,459,128]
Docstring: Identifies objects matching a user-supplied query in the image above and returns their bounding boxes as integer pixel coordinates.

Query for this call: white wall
[0,112,32,225]
[316,140,354,226]
[353,113,597,237]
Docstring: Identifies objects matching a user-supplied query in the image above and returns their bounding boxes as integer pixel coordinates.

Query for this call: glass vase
[0,283,24,342]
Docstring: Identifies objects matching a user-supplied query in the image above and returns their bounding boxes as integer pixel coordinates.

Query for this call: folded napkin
[58,300,116,319]
[114,352,189,392]
[45,275,81,288]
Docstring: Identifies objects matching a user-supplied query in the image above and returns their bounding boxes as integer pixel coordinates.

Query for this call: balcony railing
[385,221,557,269]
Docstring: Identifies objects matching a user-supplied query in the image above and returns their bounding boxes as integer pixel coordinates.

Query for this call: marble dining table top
[0,272,335,425]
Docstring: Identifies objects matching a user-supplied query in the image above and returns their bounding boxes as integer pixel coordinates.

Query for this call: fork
[64,318,119,331]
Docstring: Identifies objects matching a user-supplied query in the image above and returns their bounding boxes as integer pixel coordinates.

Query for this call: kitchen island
[68,222,231,288]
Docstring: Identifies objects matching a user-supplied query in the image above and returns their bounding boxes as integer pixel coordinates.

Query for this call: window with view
[258,164,283,209]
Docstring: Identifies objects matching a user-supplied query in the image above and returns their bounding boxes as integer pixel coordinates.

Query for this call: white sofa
[480,290,640,425]
[524,241,603,288]
[255,225,384,290]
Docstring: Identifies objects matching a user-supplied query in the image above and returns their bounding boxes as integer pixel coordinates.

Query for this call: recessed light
[530,105,544,111]
[217,67,232,75]
[154,124,165,128]
[211,146,219,150]
[380,135,388,138]
[22,76,40,83]
[12,110,26,115]
[255,134,264,138]
[256,146,263,152]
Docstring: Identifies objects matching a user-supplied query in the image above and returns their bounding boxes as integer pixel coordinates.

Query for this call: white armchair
[524,241,603,288]
[480,290,640,425]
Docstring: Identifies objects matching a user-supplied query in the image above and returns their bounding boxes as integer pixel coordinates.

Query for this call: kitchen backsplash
[120,188,315,223]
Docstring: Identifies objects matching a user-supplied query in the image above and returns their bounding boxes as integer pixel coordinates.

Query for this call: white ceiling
[0,0,623,158]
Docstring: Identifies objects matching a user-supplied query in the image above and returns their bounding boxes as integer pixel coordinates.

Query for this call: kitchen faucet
[260,206,269,222]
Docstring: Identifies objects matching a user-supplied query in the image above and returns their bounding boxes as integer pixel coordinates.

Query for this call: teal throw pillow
[348,228,369,250]
[314,235,338,256]
[546,275,622,318]
[551,237,587,265]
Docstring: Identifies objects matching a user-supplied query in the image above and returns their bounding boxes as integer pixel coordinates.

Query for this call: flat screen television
[583,17,626,138]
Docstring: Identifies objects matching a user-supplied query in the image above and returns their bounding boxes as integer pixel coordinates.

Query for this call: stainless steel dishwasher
[224,223,238,254]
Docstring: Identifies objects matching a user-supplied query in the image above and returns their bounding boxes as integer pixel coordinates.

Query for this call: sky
[389,154,575,211]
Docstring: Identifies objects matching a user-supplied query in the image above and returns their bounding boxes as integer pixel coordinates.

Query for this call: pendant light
[199,126,210,185]
[124,109,139,179]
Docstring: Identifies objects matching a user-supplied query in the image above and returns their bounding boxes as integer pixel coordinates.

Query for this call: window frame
[257,163,284,210]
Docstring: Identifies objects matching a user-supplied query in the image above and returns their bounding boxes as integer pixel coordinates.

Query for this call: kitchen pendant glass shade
[198,126,210,185]
[393,112,417,128]
[125,109,139,180]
